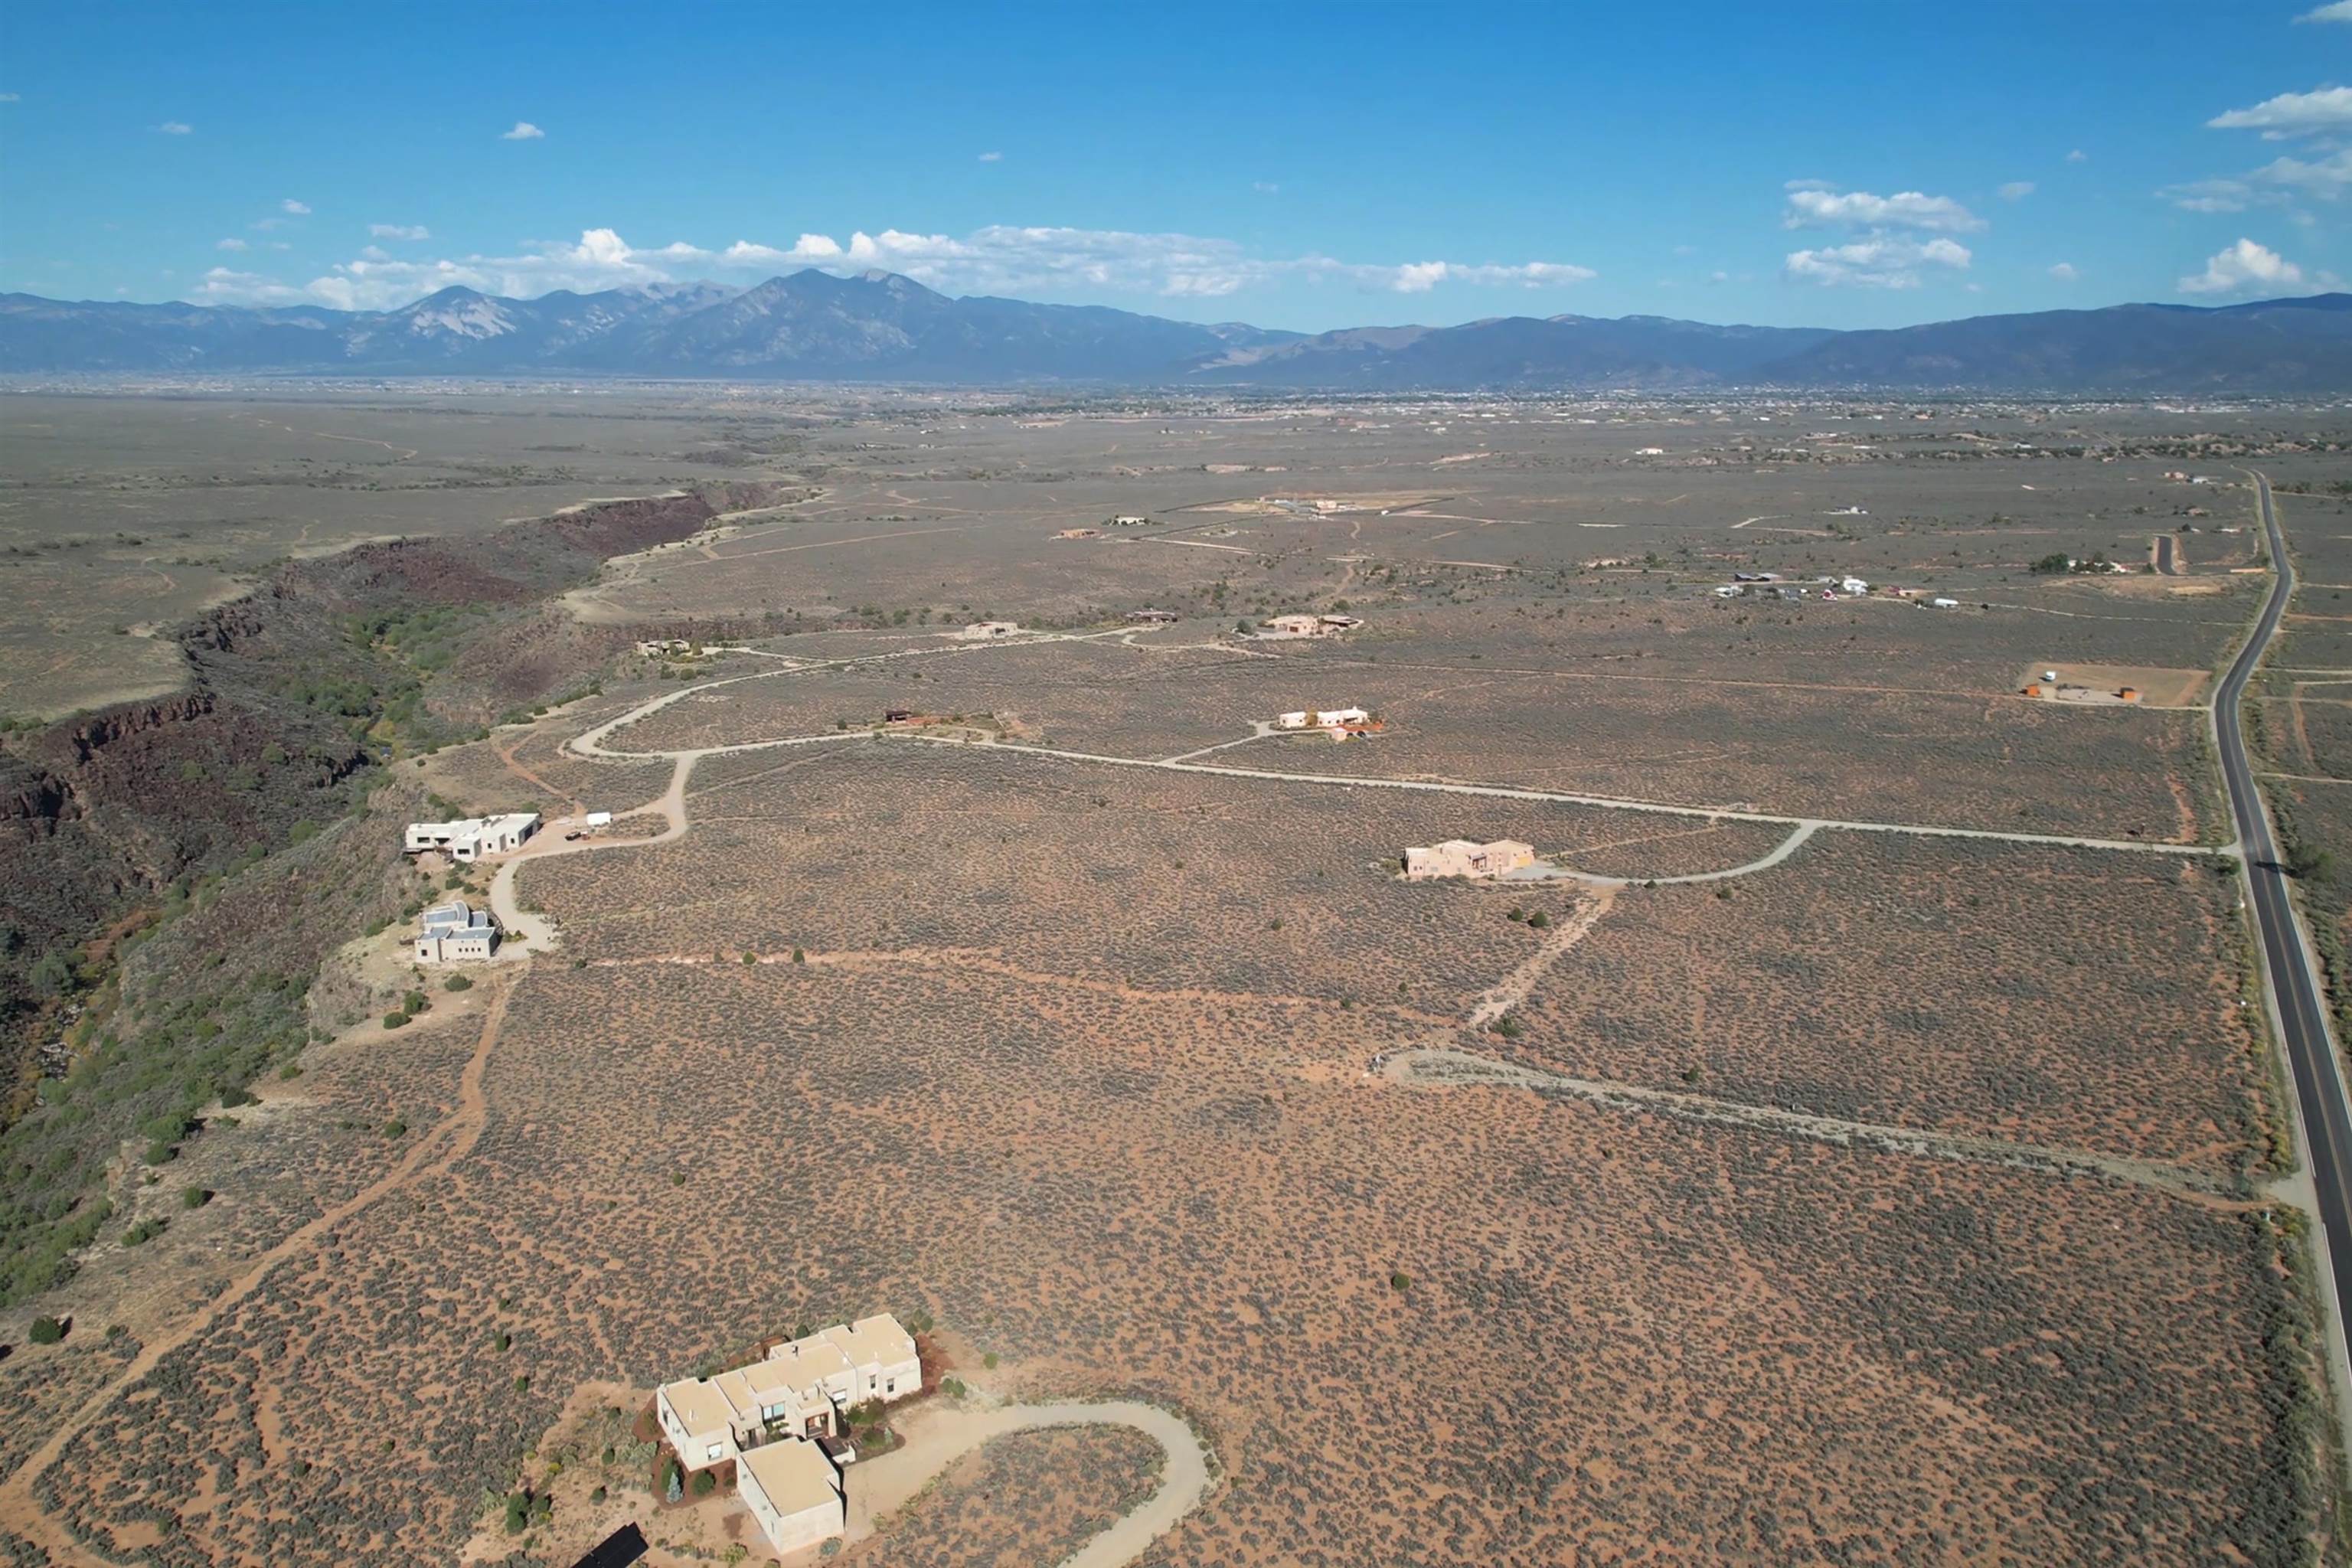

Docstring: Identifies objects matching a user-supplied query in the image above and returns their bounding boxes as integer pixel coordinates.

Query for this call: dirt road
[849,1396,1214,1568]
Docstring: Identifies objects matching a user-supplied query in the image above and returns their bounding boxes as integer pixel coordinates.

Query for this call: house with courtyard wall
[1403,839,1537,880]
[413,900,499,963]
[656,1315,921,1472]
[654,1314,921,1555]
[403,812,540,862]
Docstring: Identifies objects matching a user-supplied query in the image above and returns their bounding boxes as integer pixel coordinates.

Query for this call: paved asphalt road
[2220,472,2352,1351]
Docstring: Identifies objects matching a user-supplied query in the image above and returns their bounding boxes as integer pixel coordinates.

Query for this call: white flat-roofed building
[737,1439,845,1557]
[1275,706,1370,730]
[403,812,540,862]
[413,900,499,963]
[655,1313,922,1475]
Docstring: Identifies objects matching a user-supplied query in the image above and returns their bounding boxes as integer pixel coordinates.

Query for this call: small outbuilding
[737,1440,845,1557]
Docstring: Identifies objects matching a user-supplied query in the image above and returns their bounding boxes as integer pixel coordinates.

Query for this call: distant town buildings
[1056,527,1103,540]
[413,900,499,963]
[957,621,1023,640]
[1106,514,1153,527]
[655,1315,923,1556]
[403,812,540,863]
[1403,839,1537,881]
[1127,608,1180,624]
[635,639,695,657]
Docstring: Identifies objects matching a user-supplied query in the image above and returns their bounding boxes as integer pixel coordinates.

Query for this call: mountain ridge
[7,271,2352,390]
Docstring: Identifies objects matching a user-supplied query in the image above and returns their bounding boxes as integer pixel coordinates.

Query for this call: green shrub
[443,973,473,992]
[180,1186,211,1210]
[382,1011,409,1030]
[122,1218,165,1246]
[691,1469,717,1498]
[28,1315,64,1345]
[1390,1270,1411,1291]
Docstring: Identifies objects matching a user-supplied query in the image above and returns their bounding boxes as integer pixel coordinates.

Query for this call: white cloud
[2207,85,2352,139]
[2177,237,2305,295]
[1998,181,2035,201]
[0,93,19,103]
[369,224,430,240]
[501,121,544,141]
[2161,177,2259,213]
[2247,145,2352,200]
[1782,182,1984,232]
[2298,1,2352,21]
[1783,236,1972,289]
[2066,149,2089,162]
[215,237,248,252]
[977,150,1002,162]
[158,121,191,135]
[187,223,1599,311]
[2162,145,2352,211]
[281,198,310,215]
[1253,181,1280,195]
[189,266,309,305]
[2049,262,2079,282]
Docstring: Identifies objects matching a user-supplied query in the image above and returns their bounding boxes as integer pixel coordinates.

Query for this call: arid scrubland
[2,393,2343,1568]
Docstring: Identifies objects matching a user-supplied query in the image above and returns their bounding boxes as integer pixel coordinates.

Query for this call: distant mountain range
[8,270,2352,391]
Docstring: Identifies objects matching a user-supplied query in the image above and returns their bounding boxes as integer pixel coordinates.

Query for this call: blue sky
[5,1,2352,331]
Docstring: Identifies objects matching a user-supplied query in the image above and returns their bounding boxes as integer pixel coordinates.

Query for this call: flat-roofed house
[1275,706,1370,731]
[654,1313,921,1557]
[655,1314,922,1474]
[403,812,540,863]
[656,1377,745,1472]
[1403,838,1537,881]
[413,900,499,963]
[737,1439,845,1557]
[818,1315,923,1406]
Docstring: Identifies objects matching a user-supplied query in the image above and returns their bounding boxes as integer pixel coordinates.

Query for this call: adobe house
[1403,839,1537,881]
[654,1315,922,1554]
[412,900,499,963]
[403,812,540,863]
[657,1313,919,1459]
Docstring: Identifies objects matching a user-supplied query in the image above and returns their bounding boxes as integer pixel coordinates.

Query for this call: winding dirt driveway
[848,1396,1214,1568]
